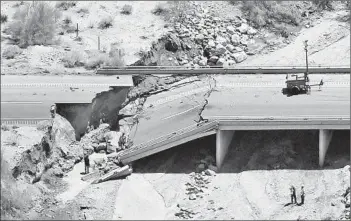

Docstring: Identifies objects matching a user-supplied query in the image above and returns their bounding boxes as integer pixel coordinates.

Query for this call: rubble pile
[136,2,264,67]
[340,187,350,220]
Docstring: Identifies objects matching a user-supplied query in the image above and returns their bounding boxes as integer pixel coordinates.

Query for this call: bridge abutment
[319,129,333,167]
[216,130,235,169]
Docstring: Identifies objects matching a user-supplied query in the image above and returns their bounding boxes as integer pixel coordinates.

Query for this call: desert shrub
[152,3,169,16]
[1,125,10,131]
[5,132,19,146]
[313,0,333,10]
[106,47,125,67]
[36,120,52,131]
[63,15,72,25]
[62,50,85,68]
[241,1,301,28]
[98,16,113,29]
[121,4,133,15]
[77,7,89,15]
[1,14,8,23]
[6,2,60,48]
[2,45,22,59]
[84,52,108,70]
[55,1,77,10]
[12,125,19,129]
[165,1,192,23]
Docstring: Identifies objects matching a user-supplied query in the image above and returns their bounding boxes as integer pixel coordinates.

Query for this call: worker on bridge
[50,104,57,119]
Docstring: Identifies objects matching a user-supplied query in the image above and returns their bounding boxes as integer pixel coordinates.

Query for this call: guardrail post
[319,129,333,167]
[216,130,235,170]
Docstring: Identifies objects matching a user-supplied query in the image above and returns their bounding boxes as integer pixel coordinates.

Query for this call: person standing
[300,186,305,205]
[50,104,56,118]
[84,149,90,175]
[290,185,297,204]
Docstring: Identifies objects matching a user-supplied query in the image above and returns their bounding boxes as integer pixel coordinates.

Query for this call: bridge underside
[118,121,350,170]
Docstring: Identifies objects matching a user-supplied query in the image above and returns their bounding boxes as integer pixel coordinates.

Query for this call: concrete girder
[319,129,334,167]
[216,130,235,169]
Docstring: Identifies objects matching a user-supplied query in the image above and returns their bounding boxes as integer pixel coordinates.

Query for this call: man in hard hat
[300,186,305,205]
[290,185,297,204]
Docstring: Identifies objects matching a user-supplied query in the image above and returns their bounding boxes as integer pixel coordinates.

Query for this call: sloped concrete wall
[216,130,235,169]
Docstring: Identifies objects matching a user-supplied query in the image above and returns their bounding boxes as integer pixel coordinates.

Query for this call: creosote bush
[106,47,125,67]
[240,1,301,28]
[2,45,22,59]
[98,16,113,29]
[121,4,133,15]
[1,14,8,23]
[55,1,77,10]
[62,50,85,68]
[152,3,169,16]
[7,2,60,48]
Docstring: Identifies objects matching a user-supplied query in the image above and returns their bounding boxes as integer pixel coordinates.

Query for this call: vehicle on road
[282,73,324,96]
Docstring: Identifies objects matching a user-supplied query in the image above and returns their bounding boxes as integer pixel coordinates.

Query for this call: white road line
[204,115,350,120]
[1,101,43,104]
[162,104,203,121]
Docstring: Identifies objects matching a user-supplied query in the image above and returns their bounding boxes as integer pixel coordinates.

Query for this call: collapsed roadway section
[117,74,350,170]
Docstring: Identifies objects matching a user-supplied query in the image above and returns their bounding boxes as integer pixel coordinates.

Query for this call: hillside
[1,1,350,76]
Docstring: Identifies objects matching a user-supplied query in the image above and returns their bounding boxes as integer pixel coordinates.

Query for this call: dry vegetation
[0,14,7,23]
[2,45,22,59]
[6,2,60,48]
[121,4,133,15]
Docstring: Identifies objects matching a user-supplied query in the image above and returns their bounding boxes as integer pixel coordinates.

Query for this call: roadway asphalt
[1,75,133,124]
[127,74,350,151]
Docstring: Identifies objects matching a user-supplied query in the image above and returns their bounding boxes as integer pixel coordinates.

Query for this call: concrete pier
[216,130,235,169]
[319,129,334,167]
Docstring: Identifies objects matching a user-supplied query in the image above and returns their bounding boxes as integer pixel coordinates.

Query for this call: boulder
[216,58,225,66]
[195,34,205,43]
[231,34,240,46]
[215,44,226,56]
[95,142,107,152]
[234,46,244,52]
[232,51,248,63]
[216,35,227,46]
[104,131,123,153]
[165,33,181,52]
[208,56,219,63]
[89,153,108,171]
[208,39,216,48]
[237,23,249,34]
[196,163,206,172]
[226,26,236,35]
[198,58,208,66]
[247,27,257,35]
[240,34,249,46]
[226,44,235,52]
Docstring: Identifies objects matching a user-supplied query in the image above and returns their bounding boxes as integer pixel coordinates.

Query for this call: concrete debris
[92,165,132,184]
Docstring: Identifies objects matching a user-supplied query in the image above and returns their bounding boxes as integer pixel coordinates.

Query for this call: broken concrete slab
[81,170,104,182]
[92,165,132,184]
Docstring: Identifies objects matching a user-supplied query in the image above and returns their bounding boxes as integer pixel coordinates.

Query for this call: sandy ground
[238,7,350,67]
[1,1,169,75]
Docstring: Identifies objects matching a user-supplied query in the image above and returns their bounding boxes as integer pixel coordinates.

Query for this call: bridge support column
[216,130,235,170]
[319,129,333,167]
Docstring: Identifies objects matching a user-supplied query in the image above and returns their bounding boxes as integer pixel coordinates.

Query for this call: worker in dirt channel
[290,185,297,204]
[300,186,305,205]
[50,104,56,118]
[84,149,90,175]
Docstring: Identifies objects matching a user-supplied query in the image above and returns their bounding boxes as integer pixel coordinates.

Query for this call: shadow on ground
[133,130,350,174]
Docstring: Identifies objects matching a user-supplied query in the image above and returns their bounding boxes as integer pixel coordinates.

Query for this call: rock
[234,46,243,52]
[232,51,247,63]
[195,34,205,43]
[215,44,226,56]
[205,169,216,176]
[208,164,218,173]
[226,44,235,52]
[227,59,236,66]
[197,163,206,172]
[165,33,181,52]
[216,58,225,66]
[216,35,227,46]
[240,35,249,46]
[95,142,107,152]
[231,34,240,46]
[209,56,219,63]
[237,23,249,34]
[247,27,257,35]
[104,131,123,153]
[208,39,216,48]
[226,26,235,34]
[189,193,197,200]
[89,153,108,171]
[198,58,207,66]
